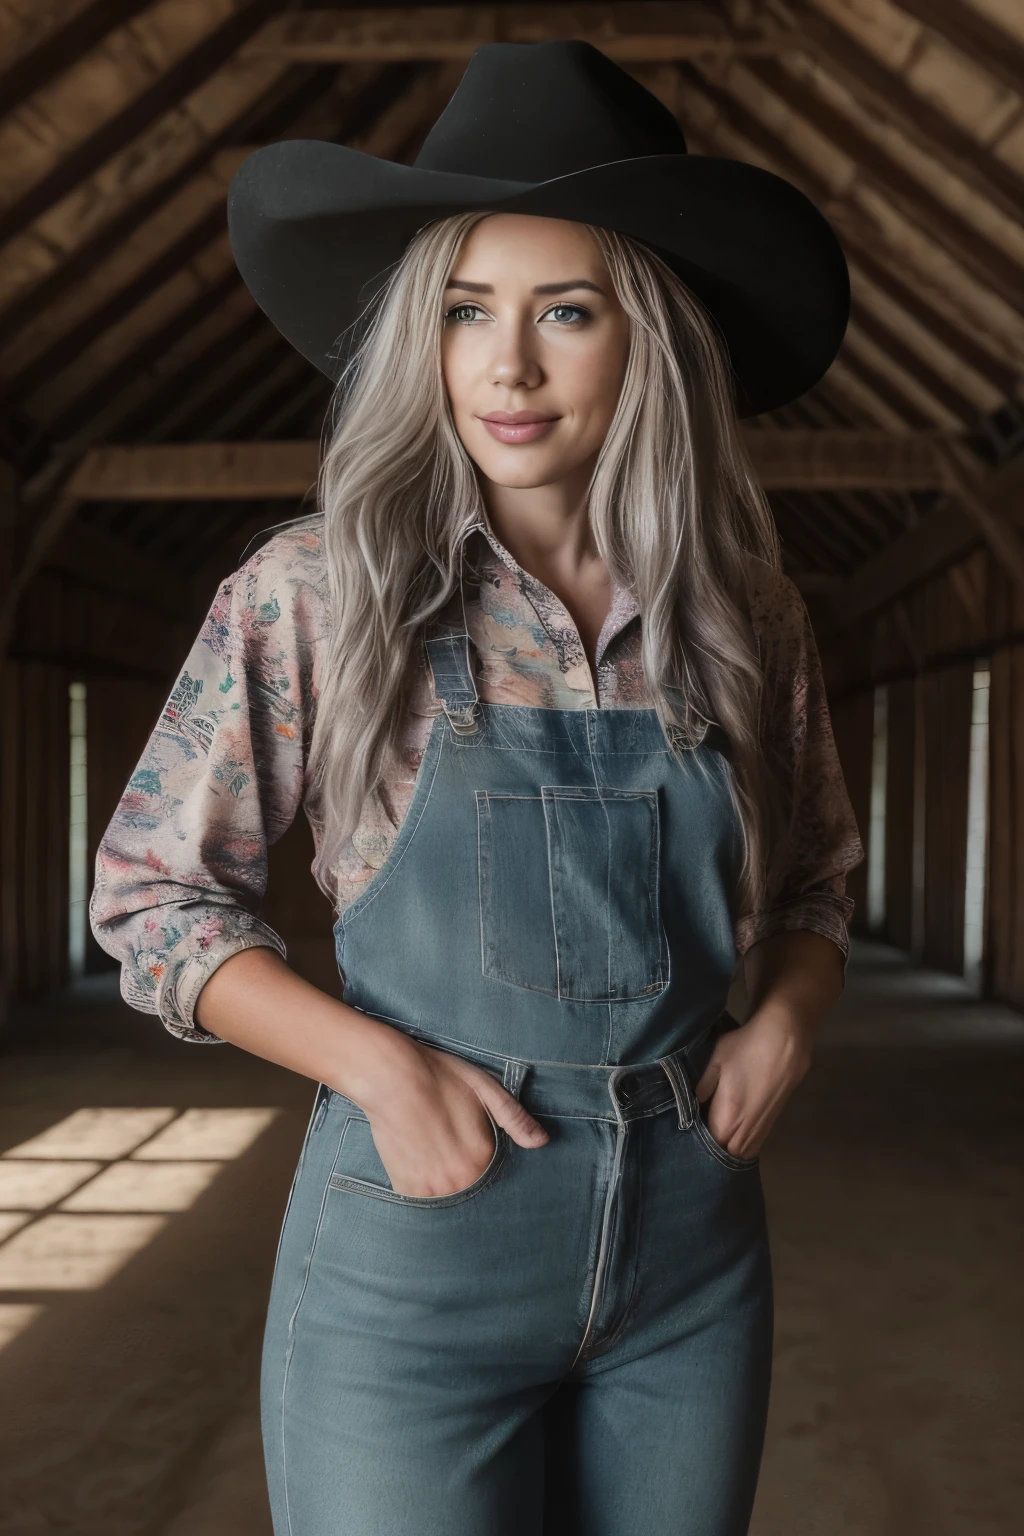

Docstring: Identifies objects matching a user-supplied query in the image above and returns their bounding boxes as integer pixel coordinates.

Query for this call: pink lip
[479,414,560,444]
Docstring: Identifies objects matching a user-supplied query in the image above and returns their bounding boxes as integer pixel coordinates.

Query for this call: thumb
[694,1055,722,1107]
[473,1075,550,1150]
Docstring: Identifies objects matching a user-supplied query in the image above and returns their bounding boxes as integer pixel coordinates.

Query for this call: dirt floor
[0,938,1021,1535]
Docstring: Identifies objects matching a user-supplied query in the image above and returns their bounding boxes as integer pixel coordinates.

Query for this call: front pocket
[328,1108,508,1207]
[692,1105,760,1172]
[476,785,668,1002]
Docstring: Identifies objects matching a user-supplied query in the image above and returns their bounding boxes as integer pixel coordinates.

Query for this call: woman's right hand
[348,1030,549,1199]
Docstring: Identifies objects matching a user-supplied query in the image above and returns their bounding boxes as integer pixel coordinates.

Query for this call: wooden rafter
[49,273,244,442]
[63,432,965,503]
[0,0,284,250]
[674,64,1023,389]
[732,57,1024,318]
[0,0,156,122]
[781,0,1024,233]
[116,315,282,443]
[0,64,367,351]
[8,62,453,443]
[894,0,1024,104]
[821,456,1024,633]
[3,203,230,403]
[242,5,805,63]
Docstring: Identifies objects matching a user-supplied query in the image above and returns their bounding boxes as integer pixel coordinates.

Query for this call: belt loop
[659,1051,696,1131]
[502,1058,528,1101]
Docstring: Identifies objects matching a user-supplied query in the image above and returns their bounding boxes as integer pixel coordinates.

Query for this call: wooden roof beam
[730,57,1024,318]
[0,0,285,249]
[675,66,1022,395]
[819,455,1024,633]
[0,0,156,122]
[0,62,391,351]
[894,0,1024,104]
[242,6,806,63]
[63,432,965,502]
[781,0,1024,232]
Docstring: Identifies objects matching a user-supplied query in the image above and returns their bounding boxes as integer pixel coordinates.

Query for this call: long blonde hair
[303,210,787,920]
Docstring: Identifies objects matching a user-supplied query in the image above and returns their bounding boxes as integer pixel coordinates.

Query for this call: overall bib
[261,630,774,1536]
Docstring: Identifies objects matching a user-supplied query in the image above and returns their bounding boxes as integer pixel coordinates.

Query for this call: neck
[477,461,614,676]
[479,460,598,579]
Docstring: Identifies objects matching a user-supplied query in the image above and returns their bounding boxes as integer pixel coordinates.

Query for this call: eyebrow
[444,278,607,297]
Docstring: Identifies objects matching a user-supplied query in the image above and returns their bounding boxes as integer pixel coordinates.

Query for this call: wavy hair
[301,210,788,921]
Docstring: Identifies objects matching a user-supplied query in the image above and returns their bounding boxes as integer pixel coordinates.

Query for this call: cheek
[567,359,626,438]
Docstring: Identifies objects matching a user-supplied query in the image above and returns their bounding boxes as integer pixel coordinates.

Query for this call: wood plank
[0,66,345,351]
[848,301,976,425]
[894,0,1024,104]
[242,6,804,63]
[3,203,229,402]
[679,64,1023,391]
[922,663,973,974]
[68,442,321,501]
[826,458,1024,630]
[64,431,960,502]
[743,57,1024,319]
[885,676,916,950]
[46,663,69,989]
[49,271,244,441]
[0,0,283,248]
[20,663,43,992]
[1009,644,1024,1004]
[784,0,1024,234]
[0,662,20,997]
[0,0,155,121]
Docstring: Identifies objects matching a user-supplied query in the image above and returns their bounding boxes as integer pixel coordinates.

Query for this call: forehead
[451,213,605,271]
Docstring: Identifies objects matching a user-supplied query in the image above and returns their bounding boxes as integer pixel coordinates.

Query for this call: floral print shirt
[89,518,865,1041]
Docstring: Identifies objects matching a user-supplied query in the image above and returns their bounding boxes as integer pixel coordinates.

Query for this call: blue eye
[545,304,589,324]
[443,302,591,325]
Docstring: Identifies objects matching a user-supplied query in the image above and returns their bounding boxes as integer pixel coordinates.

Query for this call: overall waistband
[353,1012,738,1128]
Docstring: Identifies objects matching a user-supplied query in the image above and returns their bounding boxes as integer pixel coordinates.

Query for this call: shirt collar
[465,514,641,669]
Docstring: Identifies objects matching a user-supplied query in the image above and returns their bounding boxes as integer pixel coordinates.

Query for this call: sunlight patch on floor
[0,1107,281,1345]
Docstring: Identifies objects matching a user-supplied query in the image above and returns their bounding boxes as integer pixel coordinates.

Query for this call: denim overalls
[261,628,774,1536]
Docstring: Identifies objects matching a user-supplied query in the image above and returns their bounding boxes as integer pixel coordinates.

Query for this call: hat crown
[413,39,688,183]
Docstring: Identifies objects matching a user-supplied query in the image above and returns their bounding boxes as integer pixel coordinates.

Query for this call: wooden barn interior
[0,2,1022,1531]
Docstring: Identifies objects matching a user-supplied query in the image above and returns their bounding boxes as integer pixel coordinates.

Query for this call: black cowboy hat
[227,39,849,417]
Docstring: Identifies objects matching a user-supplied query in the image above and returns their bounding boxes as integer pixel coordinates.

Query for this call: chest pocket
[475,785,668,1003]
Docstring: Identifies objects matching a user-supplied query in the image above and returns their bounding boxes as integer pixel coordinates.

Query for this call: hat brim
[226,139,849,418]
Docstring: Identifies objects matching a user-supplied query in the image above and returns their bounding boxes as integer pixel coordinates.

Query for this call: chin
[478,463,561,490]
[471,442,568,487]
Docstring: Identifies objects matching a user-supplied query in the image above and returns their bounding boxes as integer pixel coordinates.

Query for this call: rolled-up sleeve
[88,526,326,1041]
[735,568,866,979]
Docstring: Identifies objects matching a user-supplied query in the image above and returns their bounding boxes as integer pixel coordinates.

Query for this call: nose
[488,318,542,390]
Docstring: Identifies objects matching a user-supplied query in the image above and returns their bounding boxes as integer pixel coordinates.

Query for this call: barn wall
[0,660,70,1000]
[922,664,974,975]
[987,644,1024,1008]
[884,676,916,952]
[85,674,174,974]
[828,689,874,935]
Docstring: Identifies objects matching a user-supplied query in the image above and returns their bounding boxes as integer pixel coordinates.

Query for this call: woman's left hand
[692,1007,814,1162]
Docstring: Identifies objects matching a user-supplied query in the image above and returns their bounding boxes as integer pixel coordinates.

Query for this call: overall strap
[424,629,480,734]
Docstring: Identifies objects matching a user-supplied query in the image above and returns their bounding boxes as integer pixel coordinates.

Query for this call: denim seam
[568,1119,628,1373]
[279,1122,349,1536]
[339,724,445,930]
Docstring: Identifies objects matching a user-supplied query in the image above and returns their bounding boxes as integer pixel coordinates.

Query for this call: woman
[91,40,864,1536]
